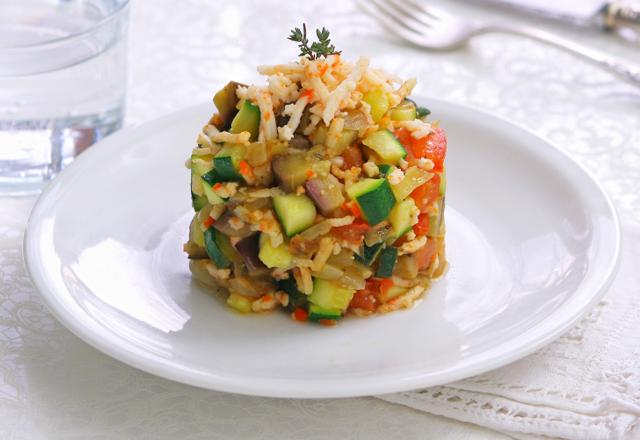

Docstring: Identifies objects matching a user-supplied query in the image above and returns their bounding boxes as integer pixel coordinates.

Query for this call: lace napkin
[377,223,640,440]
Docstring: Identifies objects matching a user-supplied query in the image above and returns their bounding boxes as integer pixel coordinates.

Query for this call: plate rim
[24,98,621,398]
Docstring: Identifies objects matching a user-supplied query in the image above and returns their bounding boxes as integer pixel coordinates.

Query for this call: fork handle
[475,24,640,87]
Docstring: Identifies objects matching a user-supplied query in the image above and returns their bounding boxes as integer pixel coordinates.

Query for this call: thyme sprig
[288,24,341,60]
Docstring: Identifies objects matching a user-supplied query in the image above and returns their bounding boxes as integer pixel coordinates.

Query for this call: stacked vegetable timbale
[185,55,447,324]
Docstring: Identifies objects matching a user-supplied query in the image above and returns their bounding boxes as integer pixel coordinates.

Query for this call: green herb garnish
[288,24,341,60]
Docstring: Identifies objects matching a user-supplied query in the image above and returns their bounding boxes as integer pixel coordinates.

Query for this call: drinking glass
[0,0,130,195]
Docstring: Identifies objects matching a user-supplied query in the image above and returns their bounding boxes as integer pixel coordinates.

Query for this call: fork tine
[400,0,454,22]
[386,0,439,29]
[358,0,427,46]
[368,0,431,34]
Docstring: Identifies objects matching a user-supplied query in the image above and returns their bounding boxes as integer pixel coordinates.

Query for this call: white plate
[24,99,620,398]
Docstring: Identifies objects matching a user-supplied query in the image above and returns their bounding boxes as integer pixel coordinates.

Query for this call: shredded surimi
[209,131,251,145]
[321,57,370,125]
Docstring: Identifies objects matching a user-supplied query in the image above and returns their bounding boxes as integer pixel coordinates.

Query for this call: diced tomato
[412,214,430,236]
[412,127,447,171]
[410,173,440,212]
[395,127,447,172]
[342,145,363,169]
[331,221,370,243]
[414,238,437,270]
[203,216,215,229]
[349,289,378,312]
[379,278,394,295]
[292,307,309,322]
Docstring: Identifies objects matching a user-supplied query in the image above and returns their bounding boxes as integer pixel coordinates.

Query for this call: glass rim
[0,0,130,52]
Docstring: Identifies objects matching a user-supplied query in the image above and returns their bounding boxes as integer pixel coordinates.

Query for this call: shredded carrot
[262,294,273,302]
[292,307,308,322]
[318,319,338,327]
[239,160,254,179]
[306,169,315,178]
[343,201,361,218]
[301,89,314,101]
[203,216,215,229]
[213,182,223,190]
[318,63,329,77]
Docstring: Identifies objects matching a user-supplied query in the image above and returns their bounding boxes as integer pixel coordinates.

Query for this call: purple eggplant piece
[272,154,310,192]
[304,174,345,216]
[213,210,253,238]
[234,233,266,272]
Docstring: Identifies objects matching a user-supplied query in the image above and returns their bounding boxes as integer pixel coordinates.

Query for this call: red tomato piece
[410,173,440,212]
[412,213,430,236]
[331,221,370,243]
[410,127,447,172]
[349,290,378,312]
[414,238,437,270]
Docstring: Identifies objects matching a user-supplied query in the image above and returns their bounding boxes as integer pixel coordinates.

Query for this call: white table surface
[1,0,639,438]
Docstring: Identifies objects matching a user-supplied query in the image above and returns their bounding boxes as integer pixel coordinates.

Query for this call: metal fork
[359,0,640,87]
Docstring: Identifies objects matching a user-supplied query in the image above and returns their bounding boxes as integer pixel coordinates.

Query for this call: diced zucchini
[201,180,225,205]
[312,126,358,153]
[394,255,418,279]
[189,217,205,247]
[378,164,393,177]
[191,154,214,176]
[377,285,407,303]
[201,168,222,186]
[389,198,417,238]
[214,144,246,181]
[277,277,308,309]
[364,89,389,123]
[347,178,396,225]
[416,106,431,118]
[309,278,355,311]
[191,192,208,211]
[439,169,446,196]
[428,198,445,238]
[230,100,260,141]
[362,129,407,164]
[273,194,317,237]
[258,233,292,268]
[217,230,240,262]
[390,100,417,121]
[226,292,253,313]
[375,247,398,278]
[391,166,432,201]
[204,228,231,268]
[308,304,342,321]
[355,242,384,265]
[213,81,242,125]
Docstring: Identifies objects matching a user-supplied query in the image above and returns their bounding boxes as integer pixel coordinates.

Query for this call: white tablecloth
[1,0,639,438]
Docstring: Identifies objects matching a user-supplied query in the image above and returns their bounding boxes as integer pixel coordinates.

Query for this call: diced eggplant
[234,233,266,272]
[228,276,267,298]
[213,210,253,238]
[213,81,245,128]
[304,174,345,216]
[289,134,312,150]
[272,154,311,192]
[343,110,368,131]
